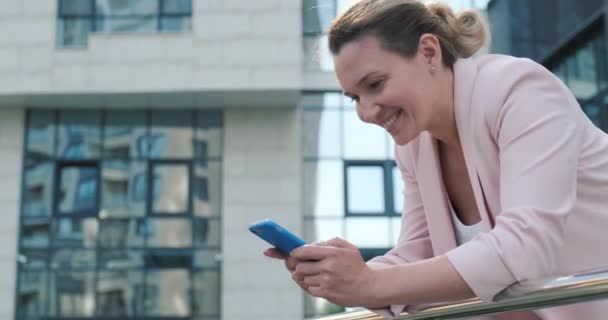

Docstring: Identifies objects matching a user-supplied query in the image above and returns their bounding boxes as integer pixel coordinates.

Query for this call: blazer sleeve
[445,59,584,302]
[367,144,434,318]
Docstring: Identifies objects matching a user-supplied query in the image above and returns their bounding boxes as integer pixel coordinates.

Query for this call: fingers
[294,261,323,277]
[285,256,299,271]
[321,237,356,249]
[302,274,324,287]
[291,244,337,260]
[263,248,287,260]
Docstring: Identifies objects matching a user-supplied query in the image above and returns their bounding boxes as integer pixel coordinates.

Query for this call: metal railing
[311,268,608,319]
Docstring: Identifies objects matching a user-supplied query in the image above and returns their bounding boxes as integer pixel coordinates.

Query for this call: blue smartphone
[249,219,306,255]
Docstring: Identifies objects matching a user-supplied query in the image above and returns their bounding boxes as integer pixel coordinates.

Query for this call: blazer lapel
[453,58,494,230]
[417,132,457,254]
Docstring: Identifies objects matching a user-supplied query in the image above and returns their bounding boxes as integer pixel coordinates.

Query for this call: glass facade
[57,0,193,47]
[17,109,222,319]
[301,92,403,317]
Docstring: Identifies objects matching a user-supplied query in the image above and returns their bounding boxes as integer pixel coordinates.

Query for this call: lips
[381,110,402,133]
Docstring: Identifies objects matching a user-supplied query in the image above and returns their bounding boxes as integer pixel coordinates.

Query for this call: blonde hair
[328,0,489,66]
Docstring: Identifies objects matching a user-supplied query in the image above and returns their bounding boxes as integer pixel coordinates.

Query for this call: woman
[265,0,608,319]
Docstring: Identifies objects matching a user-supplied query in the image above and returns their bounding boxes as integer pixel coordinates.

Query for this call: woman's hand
[290,237,383,308]
[263,248,312,293]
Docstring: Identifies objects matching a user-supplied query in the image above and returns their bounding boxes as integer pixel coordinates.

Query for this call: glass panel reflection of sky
[304,110,341,158]
[343,110,387,159]
[345,218,391,248]
[347,166,385,213]
[304,161,344,216]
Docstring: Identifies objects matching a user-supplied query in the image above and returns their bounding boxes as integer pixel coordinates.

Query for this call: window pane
[101,161,146,218]
[60,0,94,15]
[58,18,92,47]
[345,217,391,248]
[21,218,50,248]
[303,219,343,243]
[346,166,385,214]
[26,111,55,159]
[193,218,220,247]
[343,110,387,159]
[99,219,144,248]
[195,110,223,159]
[52,249,96,270]
[22,160,53,217]
[144,249,192,268]
[303,161,344,216]
[52,218,98,248]
[301,92,345,109]
[59,166,98,215]
[18,250,49,270]
[303,35,333,71]
[193,161,221,217]
[94,17,158,33]
[96,271,144,316]
[583,102,602,128]
[57,110,101,159]
[103,111,148,159]
[150,110,194,159]
[49,272,95,317]
[162,0,192,14]
[161,17,191,31]
[192,271,220,316]
[95,0,159,16]
[302,0,335,34]
[152,164,189,214]
[567,43,598,99]
[393,165,404,214]
[193,249,221,268]
[17,271,48,317]
[146,218,192,248]
[100,250,144,269]
[303,110,341,158]
[145,270,190,316]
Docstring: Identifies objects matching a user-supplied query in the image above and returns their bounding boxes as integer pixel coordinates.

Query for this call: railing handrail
[310,268,608,320]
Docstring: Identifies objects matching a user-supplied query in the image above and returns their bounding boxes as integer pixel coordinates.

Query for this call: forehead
[333,36,398,88]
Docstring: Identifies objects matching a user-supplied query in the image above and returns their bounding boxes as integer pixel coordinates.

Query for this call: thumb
[318,237,356,249]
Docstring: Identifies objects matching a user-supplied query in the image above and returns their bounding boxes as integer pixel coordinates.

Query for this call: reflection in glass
[146,218,192,248]
[303,219,343,243]
[346,166,385,214]
[99,219,144,248]
[193,249,221,268]
[53,218,98,248]
[59,165,98,214]
[345,218,391,248]
[101,161,146,218]
[96,271,143,316]
[57,110,101,159]
[301,92,344,109]
[393,166,404,214]
[161,17,191,31]
[95,0,158,16]
[302,0,335,34]
[163,0,192,14]
[21,219,50,248]
[304,161,344,216]
[303,35,333,71]
[50,272,95,317]
[303,110,341,158]
[57,18,91,47]
[145,270,190,316]
[145,249,192,268]
[17,271,48,317]
[26,111,55,158]
[567,42,598,99]
[18,250,48,269]
[196,110,223,158]
[150,110,193,159]
[194,218,220,247]
[60,0,93,15]
[52,249,96,270]
[193,162,221,217]
[192,271,220,316]
[23,160,53,217]
[95,17,157,33]
[343,110,387,159]
[152,164,189,213]
[104,111,147,159]
[583,103,602,128]
[99,250,144,269]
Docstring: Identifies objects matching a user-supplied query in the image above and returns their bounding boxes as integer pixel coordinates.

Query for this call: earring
[430,65,437,74]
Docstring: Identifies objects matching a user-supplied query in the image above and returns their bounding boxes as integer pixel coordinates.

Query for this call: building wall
[0,108,24,319]
[223,107,302,320]
[0,0,302,95]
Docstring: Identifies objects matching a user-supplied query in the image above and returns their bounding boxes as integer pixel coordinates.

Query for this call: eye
[349,95,359,103]
[368,79,384,91]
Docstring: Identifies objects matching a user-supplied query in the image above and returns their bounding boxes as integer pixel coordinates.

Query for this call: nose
[358,100,381,124]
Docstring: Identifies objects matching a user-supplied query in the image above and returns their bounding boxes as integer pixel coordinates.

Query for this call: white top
[449,202,484,245]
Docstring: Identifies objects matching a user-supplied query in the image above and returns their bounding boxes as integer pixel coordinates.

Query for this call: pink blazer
[369,55,608,319]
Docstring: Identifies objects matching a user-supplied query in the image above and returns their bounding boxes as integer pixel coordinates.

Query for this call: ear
[418,33,443,69]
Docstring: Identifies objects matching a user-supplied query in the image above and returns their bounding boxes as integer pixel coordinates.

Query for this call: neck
[428,67,459,147]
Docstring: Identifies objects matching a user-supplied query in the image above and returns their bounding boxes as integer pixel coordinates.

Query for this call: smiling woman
[264,0,608,319]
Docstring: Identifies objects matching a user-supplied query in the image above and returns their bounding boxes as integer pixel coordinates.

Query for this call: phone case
[249,219,306,255]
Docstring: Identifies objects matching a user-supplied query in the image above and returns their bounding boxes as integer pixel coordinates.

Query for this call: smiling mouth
[382,110,402,133]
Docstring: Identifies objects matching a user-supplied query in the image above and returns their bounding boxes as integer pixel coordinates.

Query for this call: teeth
[382,112,400,129]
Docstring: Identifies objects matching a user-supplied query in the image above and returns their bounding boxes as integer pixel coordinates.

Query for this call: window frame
[343,160,400,217]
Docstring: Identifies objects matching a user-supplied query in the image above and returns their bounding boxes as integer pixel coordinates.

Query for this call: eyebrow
[343,72,379,98]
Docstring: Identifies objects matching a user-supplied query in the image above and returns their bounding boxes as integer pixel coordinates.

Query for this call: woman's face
[333,35,443,146]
